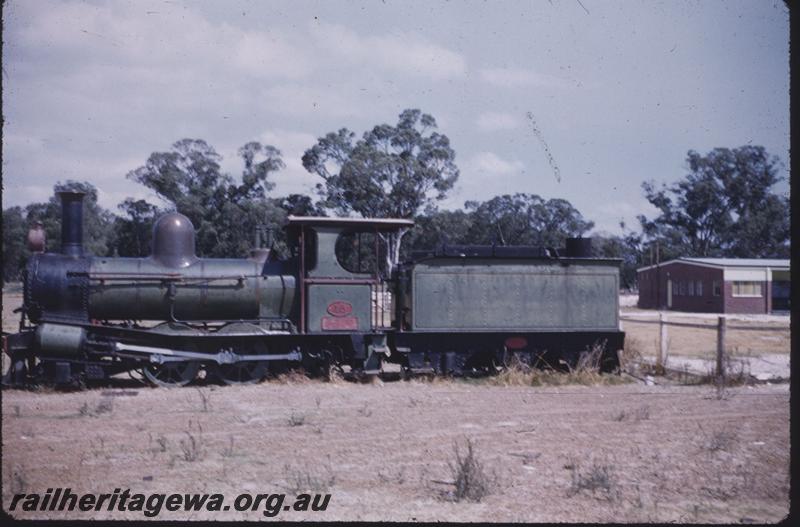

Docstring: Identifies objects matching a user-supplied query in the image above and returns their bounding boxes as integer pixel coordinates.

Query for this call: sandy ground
[1,380,790,523]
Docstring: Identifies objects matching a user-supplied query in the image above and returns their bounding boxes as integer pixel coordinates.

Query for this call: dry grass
[565,456,620,501]
[485,346,631,387]
[446,438,494,502]
[283,461,336,493]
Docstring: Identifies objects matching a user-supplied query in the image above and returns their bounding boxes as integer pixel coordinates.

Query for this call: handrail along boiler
[3,191,624,386]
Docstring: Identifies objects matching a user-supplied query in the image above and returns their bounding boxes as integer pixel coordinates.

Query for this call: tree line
[2,109,790,289]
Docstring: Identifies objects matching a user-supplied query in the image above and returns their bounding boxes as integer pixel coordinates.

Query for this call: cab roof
[286,215,414,230]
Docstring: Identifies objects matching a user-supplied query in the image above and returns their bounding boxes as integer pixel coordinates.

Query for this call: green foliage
[277,194,328,217]
[464,193,594,247]
[23,181,117,257]
[2,206,27,284]
[592,224,649,290]
[639,146,789,258]
[302,109,459,219]
[2,181,117,283]
[404,209,474,256]
[113,198,161,257]
[126,139,290,258]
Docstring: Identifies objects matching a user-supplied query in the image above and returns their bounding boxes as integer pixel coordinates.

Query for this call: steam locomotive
[2,191,624,387]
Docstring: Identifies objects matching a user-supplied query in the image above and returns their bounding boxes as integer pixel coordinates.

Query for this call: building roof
[637,257,790,273]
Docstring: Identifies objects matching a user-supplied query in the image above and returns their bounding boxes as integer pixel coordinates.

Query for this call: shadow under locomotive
[3,191,624,388]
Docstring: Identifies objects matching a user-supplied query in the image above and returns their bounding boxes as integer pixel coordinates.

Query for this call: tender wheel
[143,361,201,388]
[214,361,269,385]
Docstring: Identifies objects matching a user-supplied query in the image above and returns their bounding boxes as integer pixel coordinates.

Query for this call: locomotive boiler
[3,191,625,387]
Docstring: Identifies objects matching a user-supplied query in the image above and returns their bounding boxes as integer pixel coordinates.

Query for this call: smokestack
[58,191,85,257]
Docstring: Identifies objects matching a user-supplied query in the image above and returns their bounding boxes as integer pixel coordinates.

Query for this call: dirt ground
[1,380,789,522]
[1,290,791,522]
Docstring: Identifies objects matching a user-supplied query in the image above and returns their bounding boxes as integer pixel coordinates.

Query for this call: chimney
[57,191,85,257]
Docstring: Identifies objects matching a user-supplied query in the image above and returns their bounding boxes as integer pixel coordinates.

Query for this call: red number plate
[321,316,359,331]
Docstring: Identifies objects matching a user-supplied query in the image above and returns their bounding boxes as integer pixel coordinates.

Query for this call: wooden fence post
[658,312,668,369]
[716,316,726,380]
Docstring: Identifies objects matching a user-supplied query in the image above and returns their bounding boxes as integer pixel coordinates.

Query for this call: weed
[156,435,168,453]
[95,398,114,415]
[619,336,644,370]
[78,398,114,417]
[13,405,21,417]
[274,370,311,384]
[180,429,204,462]
[195,388,212,412]
[288,411,306,427]
[612,405,650,422]
[283,461,336,492]
[358,402,373,417]
[378,467,406,485]
[11,466,27,494]
[447,438,493,502]
[707,430,738,453]
[566,456,619,501]
[221,435,235,458]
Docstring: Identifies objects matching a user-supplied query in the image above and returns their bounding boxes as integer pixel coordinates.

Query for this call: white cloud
[311,22,467,80]
[475,112,521,132]
[15,1,312,81]
[479,67,570,88]
[232,31,312,80]
[468,152,525,176]
[256,130,320,196]
[259,84,363,118]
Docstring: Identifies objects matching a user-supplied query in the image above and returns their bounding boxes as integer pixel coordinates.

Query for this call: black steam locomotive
[2,191,624,387]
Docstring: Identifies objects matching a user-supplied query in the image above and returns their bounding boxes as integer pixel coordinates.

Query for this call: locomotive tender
[2,191,624,387]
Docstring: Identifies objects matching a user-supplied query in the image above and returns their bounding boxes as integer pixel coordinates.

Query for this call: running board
[113,342,302,365]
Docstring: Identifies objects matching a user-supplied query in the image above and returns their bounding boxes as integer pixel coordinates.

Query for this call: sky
[1,0,790,235]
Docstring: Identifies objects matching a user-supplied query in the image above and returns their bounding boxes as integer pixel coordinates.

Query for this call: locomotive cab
[285,216,414,336]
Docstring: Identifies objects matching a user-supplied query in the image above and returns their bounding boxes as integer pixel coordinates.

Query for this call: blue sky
[2,0,789,234]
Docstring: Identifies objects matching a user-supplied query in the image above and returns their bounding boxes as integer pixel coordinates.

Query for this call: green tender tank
[411,257,620,332]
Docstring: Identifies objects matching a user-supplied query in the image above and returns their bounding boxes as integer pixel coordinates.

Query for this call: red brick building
[637,258,790,314]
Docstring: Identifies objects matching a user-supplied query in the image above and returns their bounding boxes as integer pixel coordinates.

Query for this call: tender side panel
[412,258,619,331]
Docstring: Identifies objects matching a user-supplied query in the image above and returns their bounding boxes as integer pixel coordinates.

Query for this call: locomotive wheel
[214,361,269,385]
[212,322,271,385]
[143,361,201,388]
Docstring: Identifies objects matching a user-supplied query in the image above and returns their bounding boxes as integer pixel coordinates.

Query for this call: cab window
[335,230,378,274]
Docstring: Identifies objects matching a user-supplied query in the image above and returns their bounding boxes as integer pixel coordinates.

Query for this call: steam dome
[152,213,197,268]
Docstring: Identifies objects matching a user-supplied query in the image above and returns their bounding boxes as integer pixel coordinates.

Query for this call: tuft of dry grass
[283,461,336,493]
[485,347,630,387]
[272,369,312,385]
[180,430,203,462]
[287,411,306,427]
[565,456,620,501]
[446,438,494,502]
[619,336,644,369]
[612,405,651,422]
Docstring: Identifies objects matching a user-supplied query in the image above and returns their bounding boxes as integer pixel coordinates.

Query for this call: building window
[732,281,763,297]
[688,281,695,296]
[713,281,721,296]
[696,280,703,296]
[679,281,685,295]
